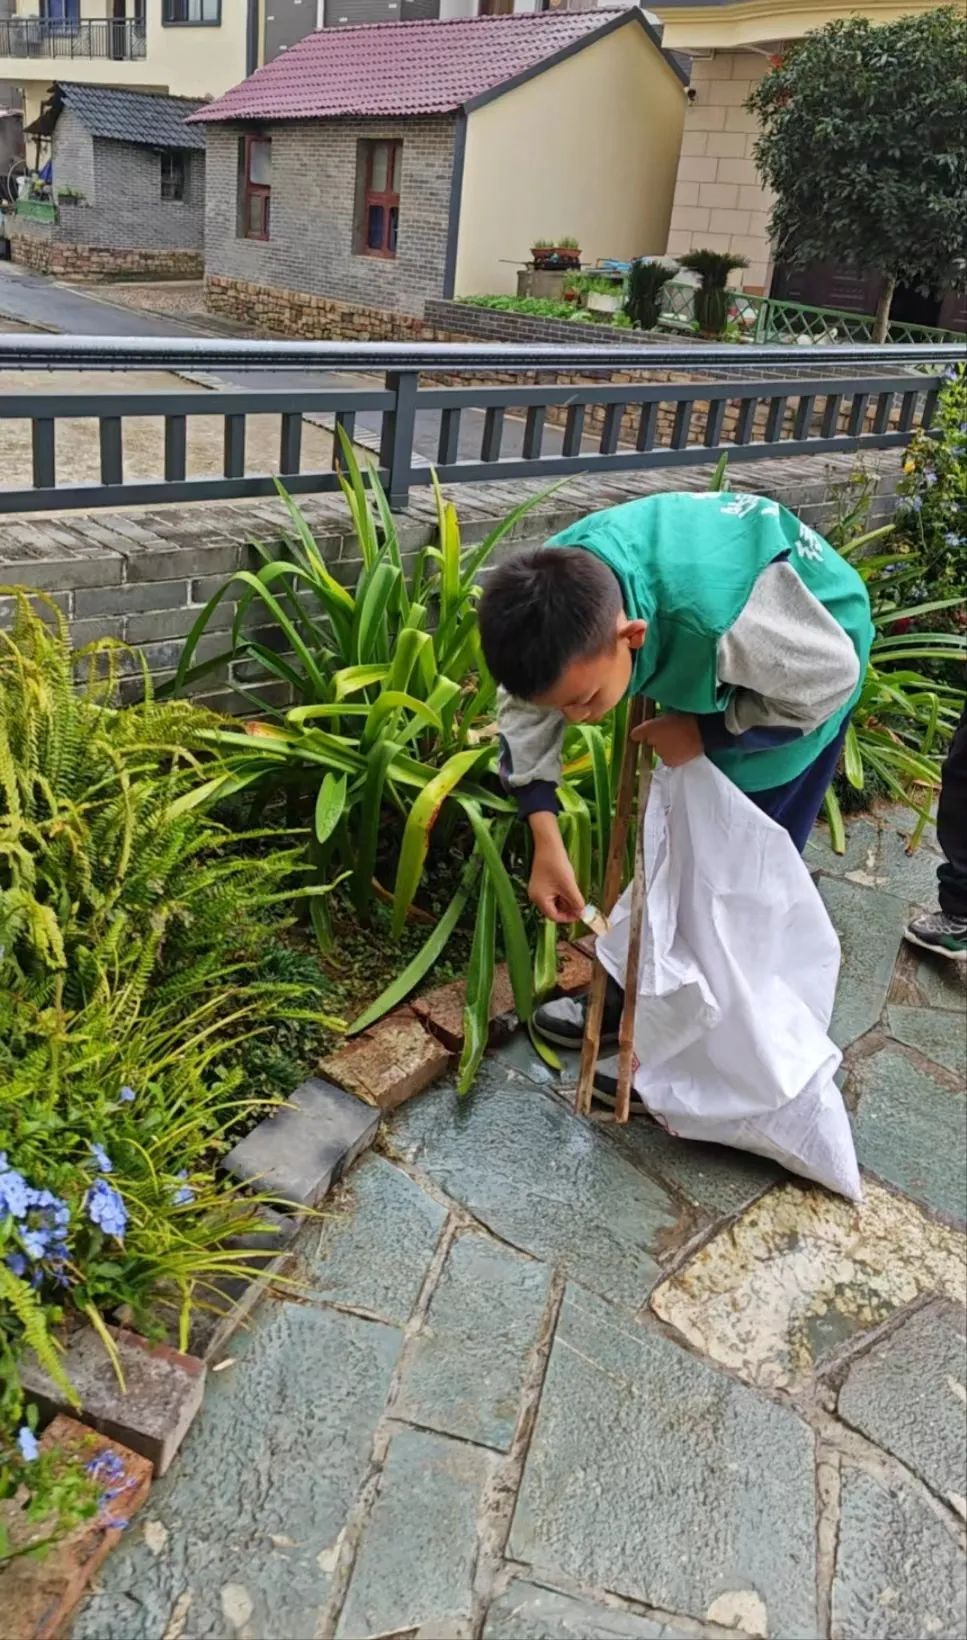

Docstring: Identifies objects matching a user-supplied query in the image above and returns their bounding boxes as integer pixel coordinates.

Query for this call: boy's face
[532,614,647,724]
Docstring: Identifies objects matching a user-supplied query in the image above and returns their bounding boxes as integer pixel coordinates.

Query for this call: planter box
[15,198,57,224]
[516,268,572,301]
[585,291,622,316]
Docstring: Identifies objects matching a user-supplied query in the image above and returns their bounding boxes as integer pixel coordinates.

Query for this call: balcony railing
[659,280,962,349]
[0,334,957,514]
[0,17,146,62]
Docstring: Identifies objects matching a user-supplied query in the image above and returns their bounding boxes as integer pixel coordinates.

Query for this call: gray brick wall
[0,453,900,709]
[425,299,708,352]
[53,138,205,252]
[204,119,454,318]
[51,108,97,204]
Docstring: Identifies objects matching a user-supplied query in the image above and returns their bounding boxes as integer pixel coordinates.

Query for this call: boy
[477,489,873,1099]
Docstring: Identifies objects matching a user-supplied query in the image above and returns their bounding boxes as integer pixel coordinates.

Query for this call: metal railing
[0,17,146,61]
[0,334,956,515]
[659,280,962,349]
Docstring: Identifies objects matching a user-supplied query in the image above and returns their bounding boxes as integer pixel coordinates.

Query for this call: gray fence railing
[0,18,147,60]
[0,335,957,515]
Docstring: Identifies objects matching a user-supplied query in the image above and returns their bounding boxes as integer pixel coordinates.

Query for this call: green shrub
[895,362,967,610]
[624,260,677,331]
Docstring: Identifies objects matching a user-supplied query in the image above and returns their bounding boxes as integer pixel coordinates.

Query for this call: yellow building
[0,1,259,132]
[654,0,955,320]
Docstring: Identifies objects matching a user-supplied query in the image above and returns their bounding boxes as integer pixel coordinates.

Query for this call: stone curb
[0,1416,152,1640]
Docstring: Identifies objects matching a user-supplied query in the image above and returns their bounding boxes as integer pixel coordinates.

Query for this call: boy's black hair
[478,547,622,699]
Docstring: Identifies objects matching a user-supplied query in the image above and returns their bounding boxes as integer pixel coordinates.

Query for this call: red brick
[556,943,593,995]
[0,1416,151,1640]
[20,1327,205,1477]
[320,1009,451,1111]
[412,963,517,1053]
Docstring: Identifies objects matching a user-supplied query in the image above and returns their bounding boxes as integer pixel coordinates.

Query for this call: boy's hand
[633,712,704,767]
[527,813,585,923]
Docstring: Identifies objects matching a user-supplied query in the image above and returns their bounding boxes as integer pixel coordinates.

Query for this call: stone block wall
[666,50,774,295]
[203,118,455,320]
[7,219,203,281]
[0,456,900,707]
[205,274,431,341]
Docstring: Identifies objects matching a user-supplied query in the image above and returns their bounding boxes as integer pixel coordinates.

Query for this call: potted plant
[678,249,749,337]
[530,236,582,271]
[624,259,677,331]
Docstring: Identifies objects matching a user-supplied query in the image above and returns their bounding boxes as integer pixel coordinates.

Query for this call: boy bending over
[477,490,873,1102]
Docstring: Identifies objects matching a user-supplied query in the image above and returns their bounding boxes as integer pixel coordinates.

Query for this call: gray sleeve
[718,560,861,736]
[496,688,565,788]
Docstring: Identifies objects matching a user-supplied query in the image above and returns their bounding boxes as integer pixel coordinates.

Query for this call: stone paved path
[74,806,966,1640]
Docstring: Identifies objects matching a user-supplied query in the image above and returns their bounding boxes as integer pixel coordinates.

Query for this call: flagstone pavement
[74,807,966,1640]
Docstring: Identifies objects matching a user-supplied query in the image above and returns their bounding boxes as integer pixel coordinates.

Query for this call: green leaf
[843,723,865,790]
[459,798,534,1023]
[314,772,347,846]
[457,869,498,1097]
[349,852,483,1032]
[391,746,490,936]
[823,784,846,854]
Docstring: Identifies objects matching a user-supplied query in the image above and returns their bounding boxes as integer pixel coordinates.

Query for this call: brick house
[655,0,966,331]
[6,80,205,278]
[190,8,686,335]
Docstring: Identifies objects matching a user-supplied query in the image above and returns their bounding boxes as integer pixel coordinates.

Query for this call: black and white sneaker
[533,975,624,1050]
[591,1054,646,1112]
[904,909,967,962]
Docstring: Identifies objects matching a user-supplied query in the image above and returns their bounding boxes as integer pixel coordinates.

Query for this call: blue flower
[17,1427,39,1463]
[171,1170,195,1208]
[119,1086,136,1104]
[945,532,964,548]
[5,1252,27,1278]
[21,1229,51,1261]
[0,1164,28,1221]
[90,1143,113,1175]
[87,1449,125,1484]
[85,1179,128,1240]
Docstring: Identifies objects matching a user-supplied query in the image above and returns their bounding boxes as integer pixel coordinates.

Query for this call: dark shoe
[533,974,624,1049]
[904,909,967,962]
[591,1053,645,1111]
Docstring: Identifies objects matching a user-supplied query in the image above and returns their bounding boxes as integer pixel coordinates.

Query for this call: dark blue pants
[746,721,850,854]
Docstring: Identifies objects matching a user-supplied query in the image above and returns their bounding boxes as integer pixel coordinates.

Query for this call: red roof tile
[190,10,659,125]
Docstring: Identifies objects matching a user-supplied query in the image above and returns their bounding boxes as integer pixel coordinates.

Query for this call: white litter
[596,757,862,1201]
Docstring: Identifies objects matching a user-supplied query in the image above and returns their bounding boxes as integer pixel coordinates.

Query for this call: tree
[748,8,967,341]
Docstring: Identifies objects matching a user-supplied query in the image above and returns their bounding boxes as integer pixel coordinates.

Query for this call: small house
[7,81,205,279]
[190,9,687,334]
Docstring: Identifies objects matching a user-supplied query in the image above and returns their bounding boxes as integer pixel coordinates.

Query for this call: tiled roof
[54,83,207,149]
[190,9,679,126]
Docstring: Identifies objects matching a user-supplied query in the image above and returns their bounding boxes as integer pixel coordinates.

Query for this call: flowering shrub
[0,601,341,1532]
[895,362,967,615]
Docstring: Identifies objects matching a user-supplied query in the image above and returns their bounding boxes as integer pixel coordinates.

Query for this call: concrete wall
[5,0,250,128]
[204,118,455,317]
[455,21,685,296]
[665,49,774,295]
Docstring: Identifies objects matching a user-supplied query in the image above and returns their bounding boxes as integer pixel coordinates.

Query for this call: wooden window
[239,135,271,240]
[162,0,221,25]
[160,151,186,202]
[359,140,401,259]
[478,0,515,14]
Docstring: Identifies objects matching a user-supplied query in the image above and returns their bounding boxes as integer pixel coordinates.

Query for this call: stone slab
[496,1031,561,1087]
[509,1287,818,1639]
[483,1580,698,1639]
[886,1005,967,1080]
[320,1009,452,1111]
[806,813,943,906]
[838,1300,967,1507]
[852,1048,967,1220]
[72,1303,402,1640]
[913,951,967,1014]
[336,1427,496,1639]
[300,1153,446,1326]
[0,1417,152,1640]
[21,1328,205,1477]
[818,877,906,1048]
[609,1115,778,1221]
[394,1065,685,1311]
[651,1179,966,1391]
[395,1232,551,1450]
[224,1075,378,1207]
[831,1466,966,1639]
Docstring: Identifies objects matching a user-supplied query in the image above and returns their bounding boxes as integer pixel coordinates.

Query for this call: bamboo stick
[574,695,648,1116]
[613,712,654,1123]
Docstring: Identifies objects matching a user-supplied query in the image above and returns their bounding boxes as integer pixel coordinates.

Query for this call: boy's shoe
[533,974,624,1049]
[591,1054,645,1112]
[904,910,967,962]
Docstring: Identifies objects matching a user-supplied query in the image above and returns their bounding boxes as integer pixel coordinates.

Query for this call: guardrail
[658,280,962,349]
[0,17,146,61]
[0,334,955,514]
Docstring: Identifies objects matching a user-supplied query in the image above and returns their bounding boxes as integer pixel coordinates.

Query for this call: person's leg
[746,720,850,853]
[905,703,967,960]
